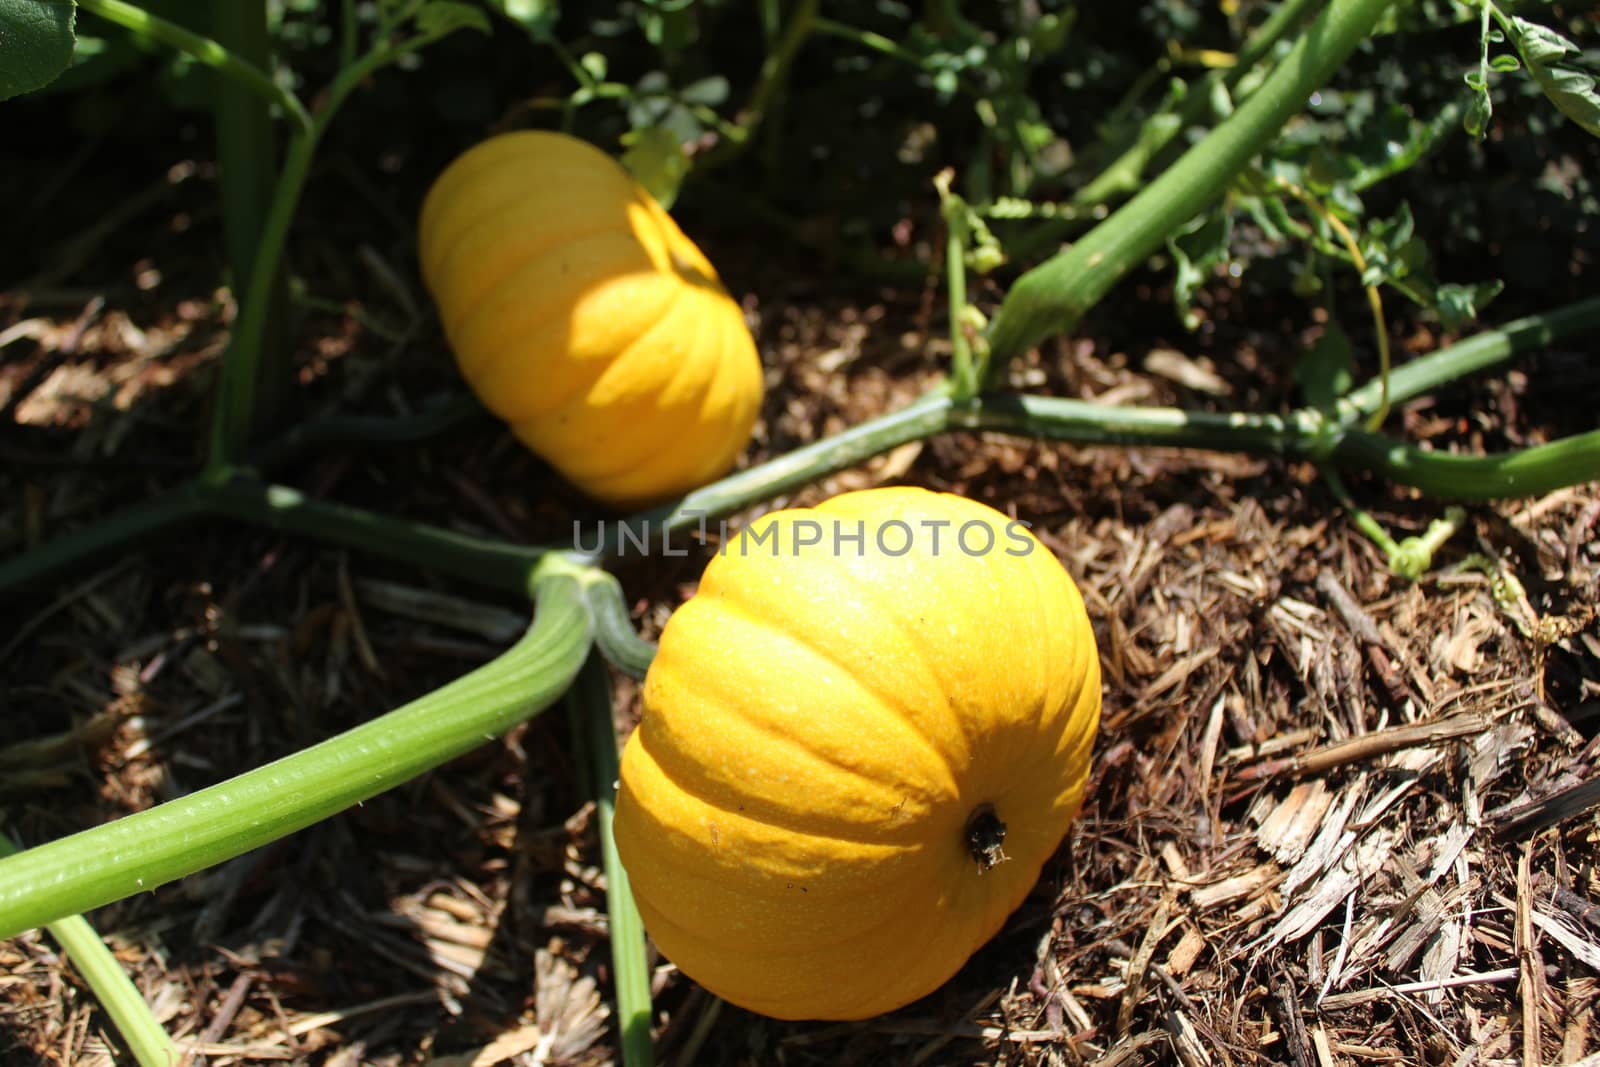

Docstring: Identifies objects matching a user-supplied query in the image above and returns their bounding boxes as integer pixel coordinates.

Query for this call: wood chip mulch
[4,234,1599,1067]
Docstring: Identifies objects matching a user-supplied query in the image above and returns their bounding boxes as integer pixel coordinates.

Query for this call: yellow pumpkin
[614,486,1101,1020]
[417,130,764,507]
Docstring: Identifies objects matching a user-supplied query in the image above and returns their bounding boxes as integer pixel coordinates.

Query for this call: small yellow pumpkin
[614,486,1102,1020]
[417,130,764,507]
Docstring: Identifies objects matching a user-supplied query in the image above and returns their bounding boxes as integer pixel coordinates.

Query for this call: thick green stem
[585,572,658,680]
[0,474,543,598]
[7,295,1594,598]
[985,0,1397,371]
[0,575,591,940]
[1003,0,1325,261]
[1339,297,1600,424]
[206,122,316,468]
[566,658,654,1067]
[247,394,488,471]
[207,477,547,596]
[936,172,977,397]
[1335,428,1600,500]
[615,392,953,548]
[207,28,450,469]
[0,834,179,1067]
[0,484,210,594]
[966,393,1318,454]
[76,0,311,132]
[213,0,289,442]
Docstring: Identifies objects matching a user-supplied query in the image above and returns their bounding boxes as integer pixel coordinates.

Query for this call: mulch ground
[4,104,1600,1067]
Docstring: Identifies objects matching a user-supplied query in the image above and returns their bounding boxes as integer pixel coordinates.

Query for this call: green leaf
[1433,280,1504,333]
[1360,202,1425,288]
[1464,86,1492,139]
[679,74,727,107]
[1167,210,1233,332]
[1295,318,1355,411]
[485,0,557,39]
[0,0,76,101]
[414,1,490,38]
[620,125,690,210]
[1505,16,1600,138]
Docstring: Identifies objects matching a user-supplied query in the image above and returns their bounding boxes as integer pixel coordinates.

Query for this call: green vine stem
[984,0,1398,374]
[213,0,290,442]
[566,657,655,1067]
[0,833,179,1067]
[0,572,592,940]
[1323,467,1467,578]
[247,394,487,470]
[696,0,820,171]
[585,572,659,680]
[1334,427,1600,500]
[623,392,953,547]
[5,300,1596,598]
[1339,296,1600,423]
[208,17,472,470]
[76,0,312,133]
[0,483,211,595]
[934,169,978,398]
[9,400,1590,603]
[1001,0,1325,262]
[207,477,547,596]
[0,475,547,598]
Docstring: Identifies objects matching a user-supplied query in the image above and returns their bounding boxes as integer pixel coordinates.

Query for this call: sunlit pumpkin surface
[614,487,1102,1020]
[417,130,763,507]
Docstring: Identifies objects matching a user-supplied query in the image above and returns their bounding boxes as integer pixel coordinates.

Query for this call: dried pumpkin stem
[0,573,592,940]
[965,804,1010,872]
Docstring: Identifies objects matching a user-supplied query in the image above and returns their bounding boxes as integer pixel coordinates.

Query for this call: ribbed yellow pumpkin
[614,487,1101,1020]
[417,130,763,507]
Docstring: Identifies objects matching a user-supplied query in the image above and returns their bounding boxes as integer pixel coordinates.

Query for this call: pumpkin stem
[965,803,1009,873]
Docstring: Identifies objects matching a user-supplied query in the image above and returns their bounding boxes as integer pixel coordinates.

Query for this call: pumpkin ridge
[685,312,759,481]
[694,589,963,802]
[979,547,1094,840]
[438,219,640,338]
[519,284,711,489]
[627,899,898,1021]
[648,293,761,492]
[1006,543,1074,774]
[1025,553,1099,781]
[632,853,941,962]
[554,276,711,479]
[423,164,636,294]
[630,719,930,853]
[453,231,662,413]
[423,176,634,295]
[808,549,976,775]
